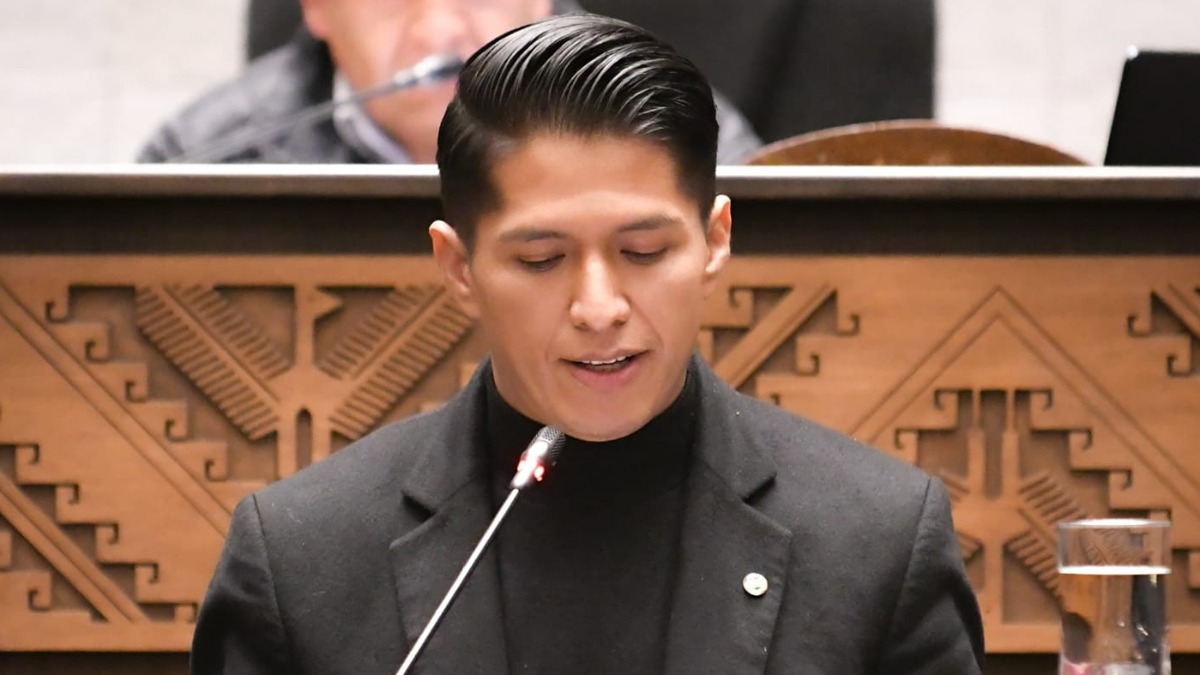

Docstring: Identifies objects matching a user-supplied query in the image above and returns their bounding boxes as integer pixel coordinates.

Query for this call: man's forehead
[457,132,708,249]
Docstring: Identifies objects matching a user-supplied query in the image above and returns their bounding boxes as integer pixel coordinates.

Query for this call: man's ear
[298,0,331,39]
[701,195,732,295]
[429,220,480,317]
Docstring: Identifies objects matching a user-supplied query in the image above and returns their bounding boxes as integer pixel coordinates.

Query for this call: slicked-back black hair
[436,14,718,247]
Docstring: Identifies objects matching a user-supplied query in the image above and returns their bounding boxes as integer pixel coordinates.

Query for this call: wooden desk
[1,167,1197,670]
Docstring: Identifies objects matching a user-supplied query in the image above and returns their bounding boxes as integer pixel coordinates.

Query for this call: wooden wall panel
[1,167,1198,672]
[0,254,1196,655]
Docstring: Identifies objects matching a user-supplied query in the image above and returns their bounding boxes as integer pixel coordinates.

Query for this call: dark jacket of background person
[137,25,762,164]
[243,0,936,145]
[588,0,936,144]
[192,358,985,675]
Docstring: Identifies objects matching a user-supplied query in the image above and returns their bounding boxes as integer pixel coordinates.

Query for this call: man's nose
[569,256,631,332]
[406,0,472,52]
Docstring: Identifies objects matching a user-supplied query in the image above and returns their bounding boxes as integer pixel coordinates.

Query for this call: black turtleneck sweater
[485,367,698,675]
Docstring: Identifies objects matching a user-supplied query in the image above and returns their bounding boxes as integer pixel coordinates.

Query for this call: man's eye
[623,249,667,264]
[518,255,563,272]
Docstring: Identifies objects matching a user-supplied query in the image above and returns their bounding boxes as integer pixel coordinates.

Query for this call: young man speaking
[191,14,984,675]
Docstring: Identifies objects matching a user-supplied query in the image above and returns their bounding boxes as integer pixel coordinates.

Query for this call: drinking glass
[1058,518,1170,675]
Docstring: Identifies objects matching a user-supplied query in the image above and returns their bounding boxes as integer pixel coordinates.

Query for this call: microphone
[509,426,567,490]
[171,53,465,163]
[394,426,566,675]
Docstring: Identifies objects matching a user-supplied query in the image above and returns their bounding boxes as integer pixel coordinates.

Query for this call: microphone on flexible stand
[170,53,465,163]
[394,425,566,675]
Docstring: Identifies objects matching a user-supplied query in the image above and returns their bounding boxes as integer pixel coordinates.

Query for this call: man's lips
[562,351,648,375]
[565,351,646,366]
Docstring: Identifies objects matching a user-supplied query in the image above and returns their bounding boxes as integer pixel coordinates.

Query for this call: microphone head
[534,426,566,467]
[409,53,466,85]
[509,426,566,490]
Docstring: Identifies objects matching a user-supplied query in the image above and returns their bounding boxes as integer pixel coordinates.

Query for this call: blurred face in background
[301,0,551,162]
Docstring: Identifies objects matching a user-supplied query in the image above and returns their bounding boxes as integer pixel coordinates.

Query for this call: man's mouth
[568,353,642,373]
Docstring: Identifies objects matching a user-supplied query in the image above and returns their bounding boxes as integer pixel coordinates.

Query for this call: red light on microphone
[516,457,548,482]
[509,426,564,490]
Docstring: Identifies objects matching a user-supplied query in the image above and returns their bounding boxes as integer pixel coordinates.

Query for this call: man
[137,0,760,164]
[191,14,984,675]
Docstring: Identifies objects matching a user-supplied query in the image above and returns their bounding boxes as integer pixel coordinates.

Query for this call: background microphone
[395,426,566,675]
[171,53,465,163]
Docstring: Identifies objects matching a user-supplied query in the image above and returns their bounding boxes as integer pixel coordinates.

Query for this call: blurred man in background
[138,0,761,164]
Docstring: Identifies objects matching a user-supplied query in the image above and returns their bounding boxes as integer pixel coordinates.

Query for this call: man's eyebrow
[496,214,684,244]
[496,228,567,244]
[618,214,684,232]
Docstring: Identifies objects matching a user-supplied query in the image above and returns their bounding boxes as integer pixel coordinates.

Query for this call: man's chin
[382,81,455,113]
[368,90,455,144]
[557,412,652,443]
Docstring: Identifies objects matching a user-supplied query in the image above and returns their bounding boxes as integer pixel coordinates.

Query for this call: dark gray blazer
[192,359,984,674]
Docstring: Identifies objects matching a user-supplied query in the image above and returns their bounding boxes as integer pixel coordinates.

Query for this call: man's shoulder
[250,404,448,525]
[729,387,927,482]
[271,403,443,483]
[723,388,934,522]
[138,34,328,161]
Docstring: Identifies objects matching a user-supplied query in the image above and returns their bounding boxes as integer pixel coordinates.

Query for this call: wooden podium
[1,166,1198,674]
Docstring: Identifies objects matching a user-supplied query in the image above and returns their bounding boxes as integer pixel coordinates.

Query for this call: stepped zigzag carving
[0,281,245,627]
[330,291,473,439]
[860,289,1200,586]
[47,314,262,497]
[1011,472,1090,595]
[135,285,281,440]
[318,287,435,379]
[0,464,145,623]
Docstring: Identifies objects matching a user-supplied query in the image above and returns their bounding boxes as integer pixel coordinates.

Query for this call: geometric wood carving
[0,255,1197,654]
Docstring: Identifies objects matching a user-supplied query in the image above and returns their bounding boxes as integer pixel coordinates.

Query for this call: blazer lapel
[664,361,794,675]
[387,364,509,675]
[384,357,793,675]
[388,485,508,675]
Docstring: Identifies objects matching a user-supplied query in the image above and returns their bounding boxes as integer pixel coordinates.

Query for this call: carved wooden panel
[0,255,1197,654]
